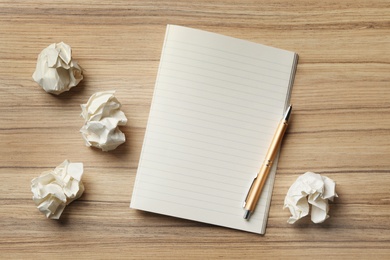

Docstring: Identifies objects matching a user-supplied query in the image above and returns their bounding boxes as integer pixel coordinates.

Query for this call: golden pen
[243,105,292,220]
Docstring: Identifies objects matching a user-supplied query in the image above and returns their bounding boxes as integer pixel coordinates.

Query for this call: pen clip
[243,176,257,207]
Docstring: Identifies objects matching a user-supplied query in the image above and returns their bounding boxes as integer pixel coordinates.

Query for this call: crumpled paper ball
[80,90,127,151]
[31,160,85,219]
[283,172,337,224]
[32,42,83,95]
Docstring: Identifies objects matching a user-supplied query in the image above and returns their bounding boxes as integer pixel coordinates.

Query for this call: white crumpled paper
[32,42,83,95]
[284,172,337,224]
[80,90,127,151]
[31,160,85,219]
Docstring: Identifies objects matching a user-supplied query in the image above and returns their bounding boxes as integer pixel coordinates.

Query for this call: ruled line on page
[163,50,291,83]
[140,152,256,182]
[158,75,286,103]
[154,83,285,118]
[134,193,264,222]
[136,176,271,209]
[140,159,250,185]
[151,97,279,132]
[167,39,293,68]
[159,64,289,94]
[145,125,268,156]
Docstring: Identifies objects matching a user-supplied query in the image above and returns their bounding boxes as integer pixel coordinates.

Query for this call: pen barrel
[244,120,289,212]
[265,120,289,163]
[244,163,273,211]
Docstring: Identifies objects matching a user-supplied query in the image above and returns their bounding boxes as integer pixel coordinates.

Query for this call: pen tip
[243,210,251,220]
[284,105,292,121]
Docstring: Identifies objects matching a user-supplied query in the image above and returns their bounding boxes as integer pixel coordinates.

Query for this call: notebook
[130,25,298,234]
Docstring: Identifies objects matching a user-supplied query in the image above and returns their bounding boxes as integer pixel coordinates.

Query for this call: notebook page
[131,25,297,234]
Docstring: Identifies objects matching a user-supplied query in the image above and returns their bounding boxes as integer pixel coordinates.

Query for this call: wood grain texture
[0,0,389,259]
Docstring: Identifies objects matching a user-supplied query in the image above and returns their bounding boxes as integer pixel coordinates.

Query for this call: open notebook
[130,25,298,234]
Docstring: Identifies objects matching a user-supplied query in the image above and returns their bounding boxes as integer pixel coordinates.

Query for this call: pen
[243,105,292,220]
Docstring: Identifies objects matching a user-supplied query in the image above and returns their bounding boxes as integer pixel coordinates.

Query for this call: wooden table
[1,1,389,258]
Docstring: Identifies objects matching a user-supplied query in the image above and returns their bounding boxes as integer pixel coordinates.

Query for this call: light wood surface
[1,0,389,259]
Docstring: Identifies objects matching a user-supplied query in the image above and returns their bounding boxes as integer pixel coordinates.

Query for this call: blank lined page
[130,25,298,234]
